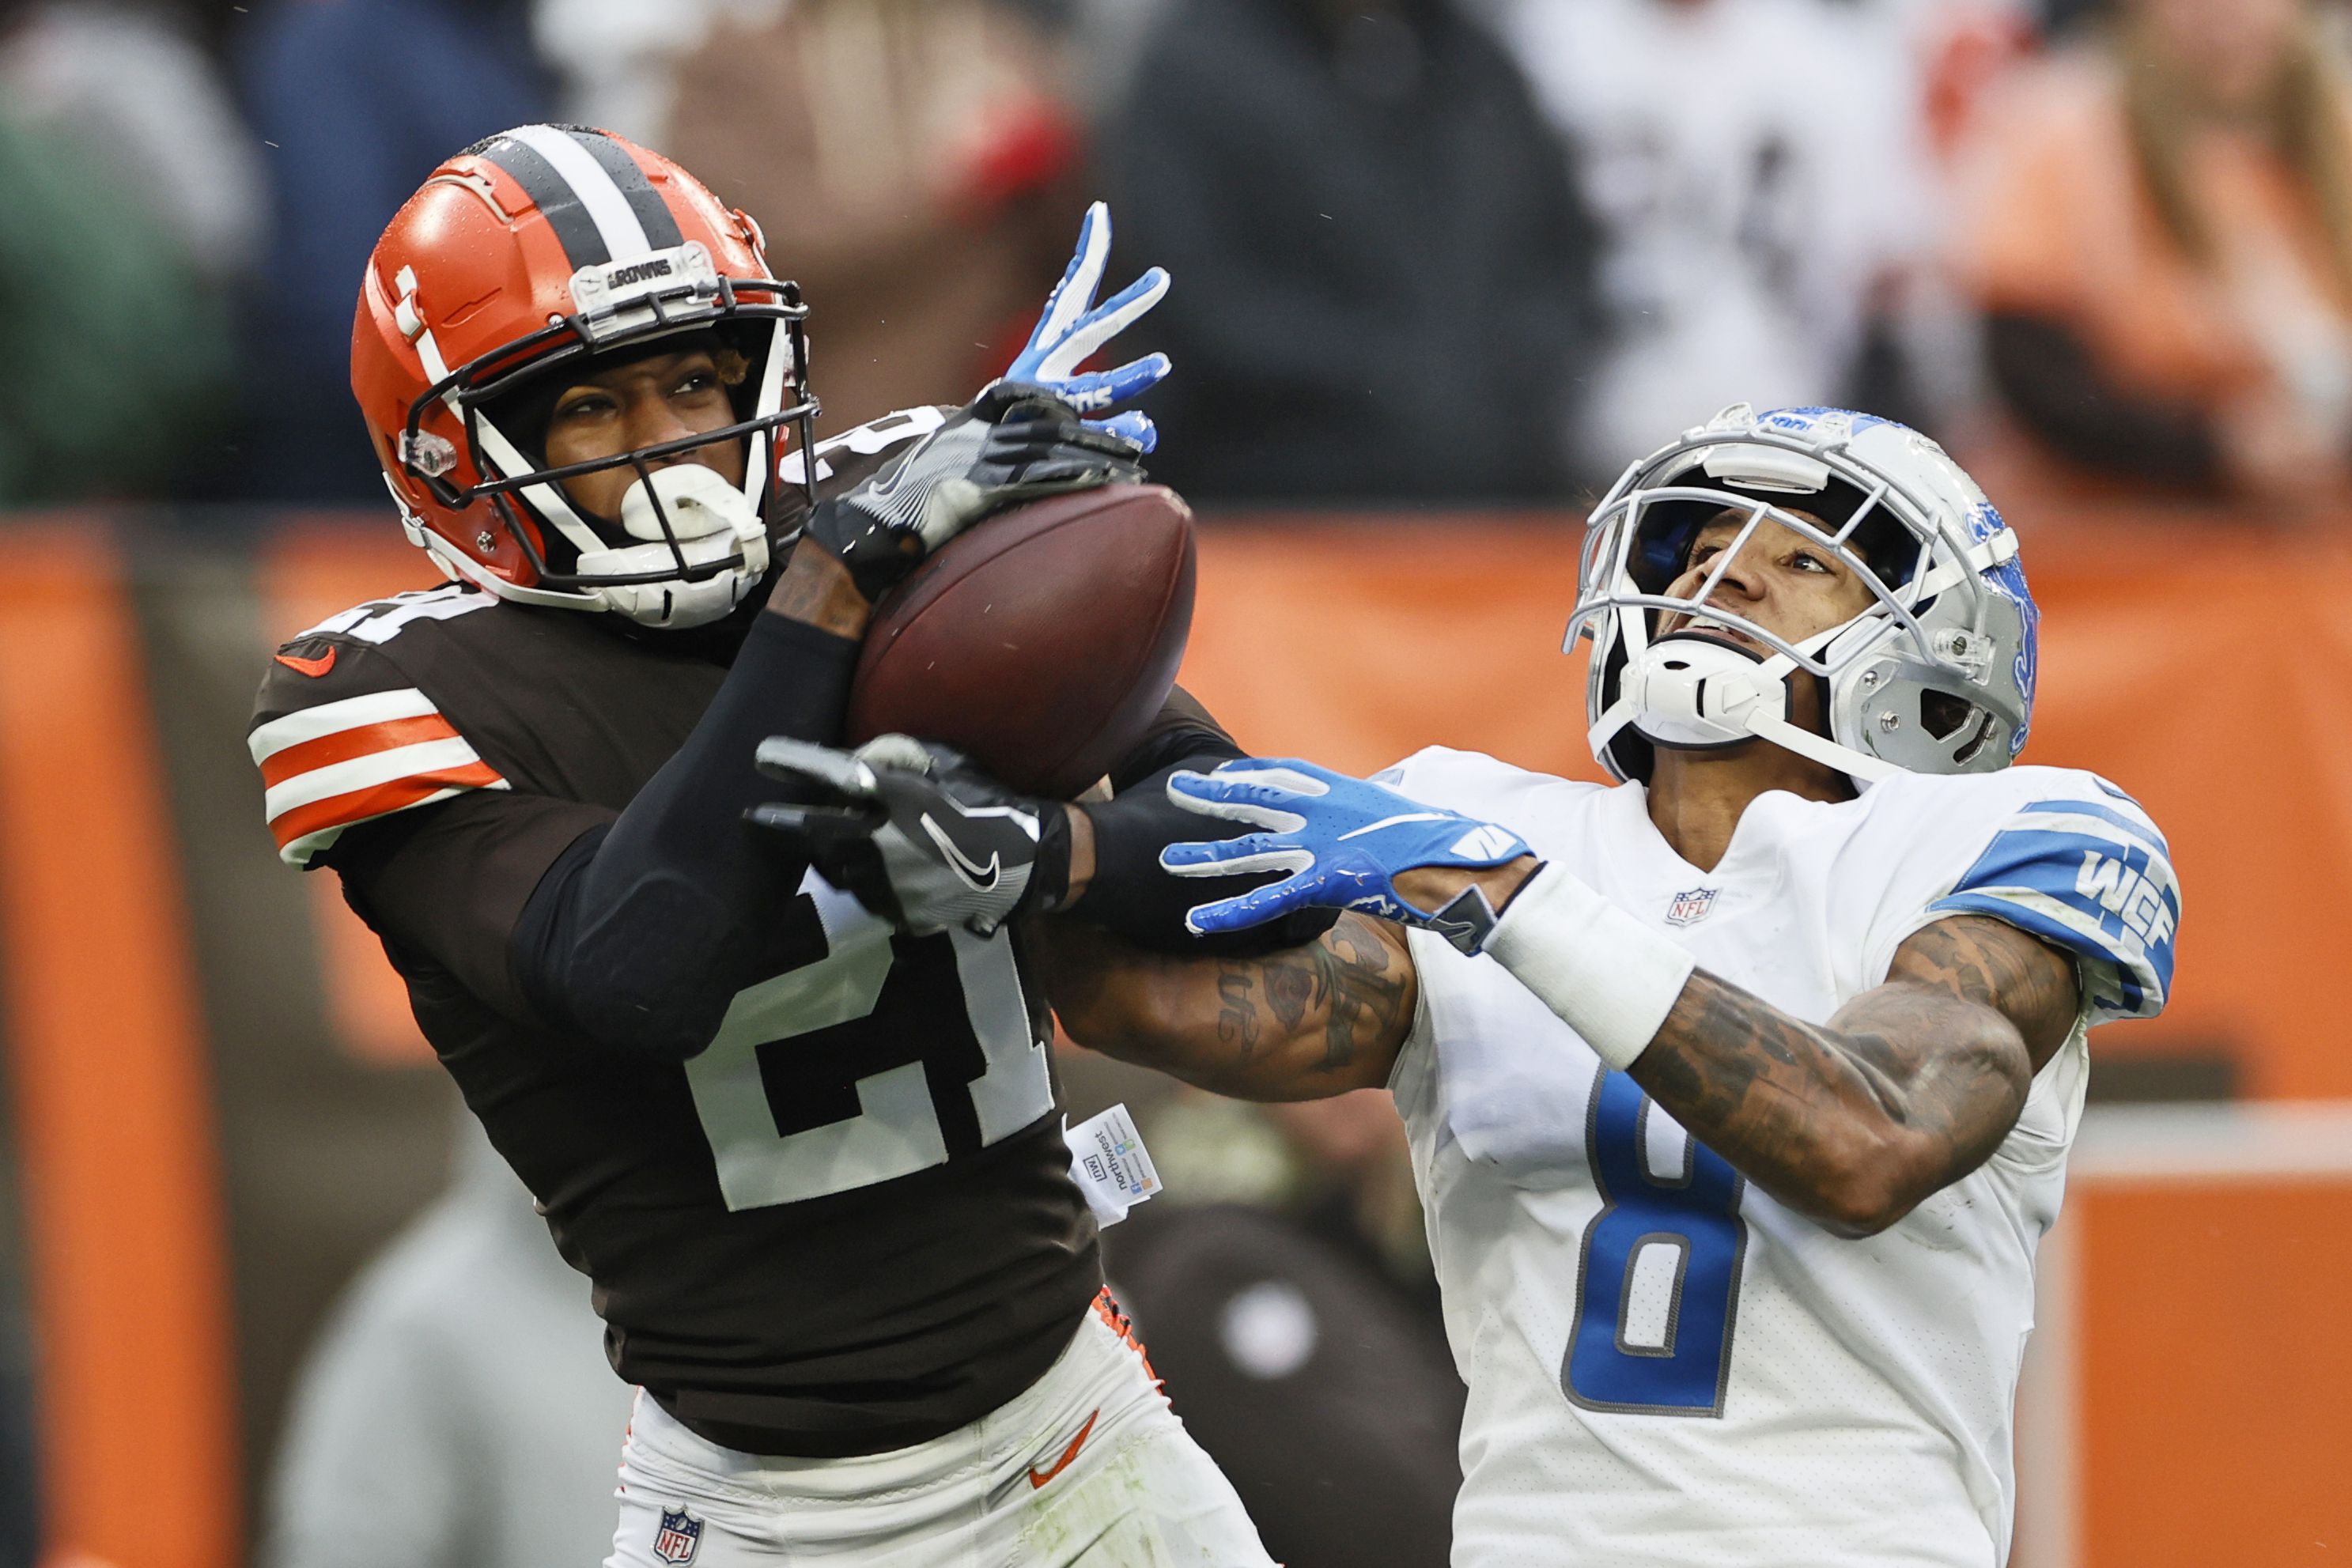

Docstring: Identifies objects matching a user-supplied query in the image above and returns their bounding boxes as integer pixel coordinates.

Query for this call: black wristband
[1030,806,1075,913]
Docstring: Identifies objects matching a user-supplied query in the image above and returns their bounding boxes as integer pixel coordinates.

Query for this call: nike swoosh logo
[1337,811,1450,841]
[920,812,1000,891]
[1027,1407,1099,1491]
[274,647,336,678]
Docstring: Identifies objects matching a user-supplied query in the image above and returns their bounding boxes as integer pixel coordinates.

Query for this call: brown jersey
[247,410,1099,1457]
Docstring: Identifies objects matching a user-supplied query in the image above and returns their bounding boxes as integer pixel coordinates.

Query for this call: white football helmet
[1567,404,2040,787]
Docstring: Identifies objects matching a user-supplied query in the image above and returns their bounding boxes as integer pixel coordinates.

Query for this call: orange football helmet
[351,123,818,627]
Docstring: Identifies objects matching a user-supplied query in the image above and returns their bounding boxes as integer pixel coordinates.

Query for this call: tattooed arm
[1628,913,2080,1237]
[1027,912,1418,1100]
[1392,853,2079,1235]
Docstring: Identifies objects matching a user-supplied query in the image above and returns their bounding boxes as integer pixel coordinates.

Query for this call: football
[845,484,1197,799]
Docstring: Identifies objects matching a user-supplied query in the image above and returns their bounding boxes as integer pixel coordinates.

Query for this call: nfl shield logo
[1666,887,1717,928]
[653,1506,703,1565]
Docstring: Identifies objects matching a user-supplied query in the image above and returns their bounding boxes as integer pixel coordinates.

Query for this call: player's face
[1655,510,1876,654]
[541,349,748,520]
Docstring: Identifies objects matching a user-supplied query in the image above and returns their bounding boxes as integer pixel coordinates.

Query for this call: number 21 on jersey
[683,873,1053,1211]
[1564,1068,1748,1417]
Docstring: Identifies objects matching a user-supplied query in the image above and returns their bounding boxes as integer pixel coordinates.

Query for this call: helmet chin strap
[1589,625,1905,785]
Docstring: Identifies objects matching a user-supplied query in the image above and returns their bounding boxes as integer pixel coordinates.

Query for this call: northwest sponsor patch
[653,1506,704,1565]
[1064,1103,1162,1226]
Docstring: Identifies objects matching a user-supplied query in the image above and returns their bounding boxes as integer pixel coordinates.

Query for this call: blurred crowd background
[2,0,2350,1565]
[10,0,2352,516]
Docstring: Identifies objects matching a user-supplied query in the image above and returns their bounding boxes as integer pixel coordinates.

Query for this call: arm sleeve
[1107,685,1243,790]
[506,611,860,1060]
[323,791,618,1024]
[1919,782,2180,1026]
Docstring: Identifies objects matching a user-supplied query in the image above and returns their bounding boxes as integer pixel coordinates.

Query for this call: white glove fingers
[754,737,877,797]
[1083,410,1157,453]
[1036,266,1170,381]
[1184,877,1307,936]
[1167,797,1306,833]
[1201,763,1333,798]
[1047,353,1172,416]
[853,733,937,775]
[1158,836,1313,878]
[1080,353,1172,407]
[1033,201,1111,352]
[1164,770,1308,830]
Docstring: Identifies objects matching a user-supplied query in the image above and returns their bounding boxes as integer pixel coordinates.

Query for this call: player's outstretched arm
[1163,756,2083,1235]
[1375,863,2077,1235]
[1628,914,2079,1237]
[1028,913,1417,1101]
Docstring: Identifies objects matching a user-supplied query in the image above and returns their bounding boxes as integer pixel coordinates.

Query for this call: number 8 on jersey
[1564,1068,1748,1416]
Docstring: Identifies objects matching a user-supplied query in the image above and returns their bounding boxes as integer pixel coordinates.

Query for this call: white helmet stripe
[504,123,654,262]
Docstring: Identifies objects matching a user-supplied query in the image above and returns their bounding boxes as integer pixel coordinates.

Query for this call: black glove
[748,734,1066,936]
[804,382,1147,601]
[750,730,1339,958]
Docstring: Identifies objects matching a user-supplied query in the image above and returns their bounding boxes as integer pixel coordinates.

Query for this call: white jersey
[1380,749,2176,1568]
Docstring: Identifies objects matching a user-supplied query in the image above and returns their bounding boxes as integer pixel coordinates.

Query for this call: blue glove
[1004,201,1170,453]
[1159,759,1534,952]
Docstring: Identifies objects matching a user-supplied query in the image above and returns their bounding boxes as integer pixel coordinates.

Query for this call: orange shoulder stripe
[256,712,463,790]
[267,761,505,849]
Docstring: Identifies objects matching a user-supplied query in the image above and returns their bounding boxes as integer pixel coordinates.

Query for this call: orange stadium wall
[0,508,2342,1567]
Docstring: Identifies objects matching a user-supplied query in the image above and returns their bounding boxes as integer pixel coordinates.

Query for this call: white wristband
[1482,864,1696,1071]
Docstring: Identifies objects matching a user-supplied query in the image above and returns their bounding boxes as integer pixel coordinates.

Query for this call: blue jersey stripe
[2020,798,2171,859]
[1950,827,2180,923]
[1931,816,2177,1022]
[1930,891,2149,1014]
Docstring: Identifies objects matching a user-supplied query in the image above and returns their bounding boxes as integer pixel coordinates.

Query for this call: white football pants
[605,1294,1278,1566]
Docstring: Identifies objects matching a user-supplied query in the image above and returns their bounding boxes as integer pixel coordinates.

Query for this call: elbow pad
[513,828,744,1063]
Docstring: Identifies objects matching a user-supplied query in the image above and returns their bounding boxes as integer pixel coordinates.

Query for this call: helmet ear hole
[1919,689,1975,740]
